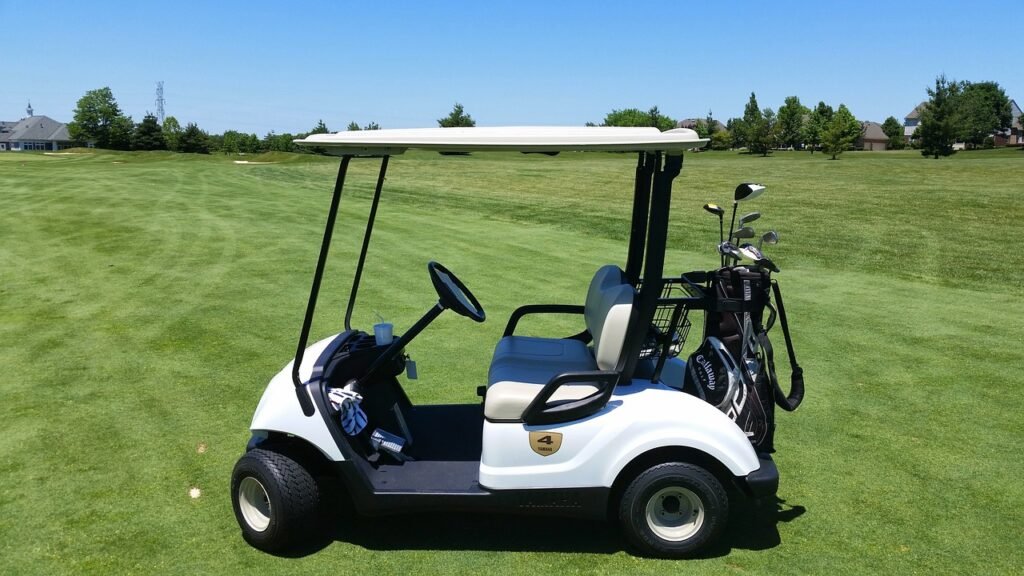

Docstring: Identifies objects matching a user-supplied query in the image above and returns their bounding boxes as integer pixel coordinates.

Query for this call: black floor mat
[404,403,484,461]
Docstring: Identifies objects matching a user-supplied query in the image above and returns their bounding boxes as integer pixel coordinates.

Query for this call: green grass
[1,148,1022,574]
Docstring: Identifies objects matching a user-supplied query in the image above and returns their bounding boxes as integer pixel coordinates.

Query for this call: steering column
[359,261,485,386]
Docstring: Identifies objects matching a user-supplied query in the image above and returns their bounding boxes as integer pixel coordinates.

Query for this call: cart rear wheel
[618,462,728,558]
[231,448,320,552]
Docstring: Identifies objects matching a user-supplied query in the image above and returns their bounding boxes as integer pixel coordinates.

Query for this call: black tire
[231,448,320,552]
[618,462,729,558]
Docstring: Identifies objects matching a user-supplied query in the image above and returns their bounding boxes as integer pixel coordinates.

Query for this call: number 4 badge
[529,431,563,456]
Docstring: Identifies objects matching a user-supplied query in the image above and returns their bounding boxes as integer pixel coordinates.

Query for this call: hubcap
[238,477,271,532]
[645,486,704,541]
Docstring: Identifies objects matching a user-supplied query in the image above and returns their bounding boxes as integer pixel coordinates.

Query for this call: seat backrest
[584,265,636,371]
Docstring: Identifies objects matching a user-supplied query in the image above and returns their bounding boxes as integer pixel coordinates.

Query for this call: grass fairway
[1,147,1022,574]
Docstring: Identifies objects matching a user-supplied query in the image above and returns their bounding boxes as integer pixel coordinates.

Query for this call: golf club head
[739,211,760,226]
[718,241,743,262]
[703,203,724,217]
[734,183,766,202]
[760,230,779,246]
[738,243,765,261]
[756,257,780,273]
[732,226,756,241]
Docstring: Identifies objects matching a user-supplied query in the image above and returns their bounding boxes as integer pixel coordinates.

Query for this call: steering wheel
[427,261,486,323]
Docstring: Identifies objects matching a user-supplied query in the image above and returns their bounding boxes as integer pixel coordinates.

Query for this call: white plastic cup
[373,322,393,346]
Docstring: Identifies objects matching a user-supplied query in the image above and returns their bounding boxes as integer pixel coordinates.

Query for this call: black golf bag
[681,266,804,453]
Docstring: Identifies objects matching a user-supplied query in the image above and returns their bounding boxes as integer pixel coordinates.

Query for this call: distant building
[993,99,1022,146]
[859,121,889,151]
[904,98,1022,147]
[0,102,74,152]
[676,118,727,132]
[903,103,925,143]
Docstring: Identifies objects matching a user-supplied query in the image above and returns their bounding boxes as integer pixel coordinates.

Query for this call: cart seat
[484,265,635,421]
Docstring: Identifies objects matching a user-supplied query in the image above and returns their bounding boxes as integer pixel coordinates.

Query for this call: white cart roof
[294,126,708,155]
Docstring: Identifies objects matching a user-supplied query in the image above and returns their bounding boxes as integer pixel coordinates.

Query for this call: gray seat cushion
[483,265,635,421]
[488,336,597,386]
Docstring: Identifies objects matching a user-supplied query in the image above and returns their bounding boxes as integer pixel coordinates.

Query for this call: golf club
[732,226,756,243]
[738,243,765,261]
[756,257,780,273]
[758,230,779,250]
[727,183,766,247]
[718,241,743,263]
[703,203,725,265]
[739,212,760,227]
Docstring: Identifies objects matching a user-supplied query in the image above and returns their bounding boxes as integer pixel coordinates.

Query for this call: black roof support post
[345,155,390,331]
[292,155,352,416]
[625,151,657,283]
[619,153,683,382]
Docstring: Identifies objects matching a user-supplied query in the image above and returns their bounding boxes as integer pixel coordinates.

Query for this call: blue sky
[2,1,1017,135]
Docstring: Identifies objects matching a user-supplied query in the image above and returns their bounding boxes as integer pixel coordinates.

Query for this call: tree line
[591,96,864,159]
[66,87,389,155]
[67,89,484,155]
[593,76,1011,160]
[66,82,1010,160]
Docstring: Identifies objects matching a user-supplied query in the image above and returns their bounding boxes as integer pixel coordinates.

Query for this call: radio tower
[155,81,165,123]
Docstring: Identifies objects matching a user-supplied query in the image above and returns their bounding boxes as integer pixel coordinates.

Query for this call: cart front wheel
[231,448,320,552]
[618,462,728,558]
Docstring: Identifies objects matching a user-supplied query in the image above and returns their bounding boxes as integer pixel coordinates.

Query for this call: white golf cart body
[235,126,779,556]
[253,334,760,489]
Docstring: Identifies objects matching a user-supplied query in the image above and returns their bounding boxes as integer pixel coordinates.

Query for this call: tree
[310,119,329,134]
[131,114,166,151]
[263,131,295,152]
[601,106,675,131]
[726,117,744,147]
[364,122,380,130]
[732,92,762,149]
[220,130,243,154]
[438,103,476,127]
[108,114,135,151]
[881,116,905,150]
[346,121,361,131]
[803,102,833,154]
[918,75,960,159]
[748,108,778,156]
[777,96,809,149]
[178,123,210,154]
[710,129,733,150]
[68,87,133,150]
[955,81,1011,147]
[243,133,262,154]
[821,104,860,160]
[162,116,182,151]
[694,111,718,139]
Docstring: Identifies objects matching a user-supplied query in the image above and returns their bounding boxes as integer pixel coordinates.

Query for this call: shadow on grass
[275,494,805,558]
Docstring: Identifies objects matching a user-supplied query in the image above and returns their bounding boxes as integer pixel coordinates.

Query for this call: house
[859,121,889,151]
[676,118,727,132]
[903,102,925,143]
[0,103,74,152]
[993,99,1022,146]
[905,98,1023,147]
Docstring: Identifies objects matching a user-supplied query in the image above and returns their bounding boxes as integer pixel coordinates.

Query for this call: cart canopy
[295,126,708,156]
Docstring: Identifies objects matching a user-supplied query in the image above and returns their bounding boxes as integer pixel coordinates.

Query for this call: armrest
[522,370,619,426]
[503,304,586,337]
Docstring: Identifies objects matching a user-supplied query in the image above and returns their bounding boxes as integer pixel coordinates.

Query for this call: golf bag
[682,266,804,453]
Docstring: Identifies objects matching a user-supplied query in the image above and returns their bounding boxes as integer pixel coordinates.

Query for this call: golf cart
[230,126,780,558]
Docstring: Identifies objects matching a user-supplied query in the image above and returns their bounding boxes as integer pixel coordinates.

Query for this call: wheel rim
[238,477,271,532]
[645,486,705,541]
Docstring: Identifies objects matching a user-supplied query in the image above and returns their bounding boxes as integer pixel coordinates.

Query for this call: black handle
[522,370,619,425]
[503,304,586,337]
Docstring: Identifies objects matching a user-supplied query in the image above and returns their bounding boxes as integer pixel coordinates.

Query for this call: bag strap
[765,280,804,411]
